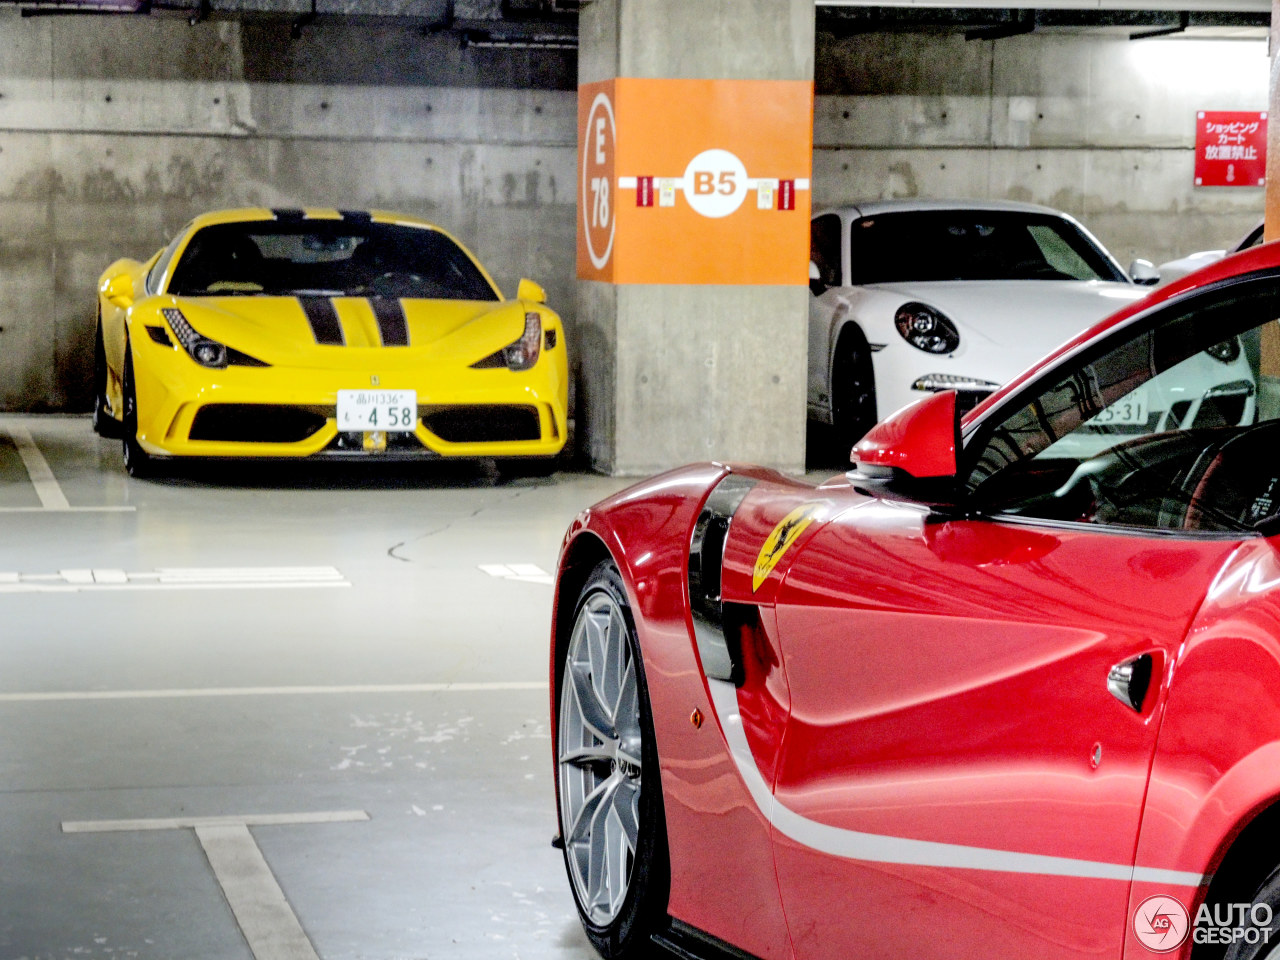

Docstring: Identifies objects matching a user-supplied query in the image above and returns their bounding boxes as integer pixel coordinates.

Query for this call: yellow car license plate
[336,390,418,432]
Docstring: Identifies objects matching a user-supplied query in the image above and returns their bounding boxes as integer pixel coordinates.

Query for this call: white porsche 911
[809,199,1163,454]
[1156,219,1264,286]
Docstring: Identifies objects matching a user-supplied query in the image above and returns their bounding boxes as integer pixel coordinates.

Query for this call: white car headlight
[1205,338,1241,364]
[894,302,960,354]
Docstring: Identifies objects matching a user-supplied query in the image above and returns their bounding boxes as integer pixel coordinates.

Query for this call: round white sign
[581,92,617,270]
[682,148,749,219]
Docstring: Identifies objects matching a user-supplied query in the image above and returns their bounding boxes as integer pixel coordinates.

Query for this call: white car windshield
[848,211,1127,285]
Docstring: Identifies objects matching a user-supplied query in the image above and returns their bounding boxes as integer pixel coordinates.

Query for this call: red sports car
[551,239,1280,960]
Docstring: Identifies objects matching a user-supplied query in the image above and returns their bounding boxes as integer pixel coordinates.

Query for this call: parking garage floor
[0,415,637,960]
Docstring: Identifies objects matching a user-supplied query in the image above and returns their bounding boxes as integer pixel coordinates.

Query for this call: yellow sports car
[93,207,569,477]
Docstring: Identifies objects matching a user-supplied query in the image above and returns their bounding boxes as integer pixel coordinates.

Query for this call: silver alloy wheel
[558,586,643,927]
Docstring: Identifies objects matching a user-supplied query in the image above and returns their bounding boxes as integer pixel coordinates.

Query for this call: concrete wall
[0,13,576,410]
[0,14,1269,426]
[815,31,1269,267]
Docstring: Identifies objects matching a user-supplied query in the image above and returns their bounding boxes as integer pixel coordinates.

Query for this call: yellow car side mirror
[102,272,135,310]
[516,278,547,304]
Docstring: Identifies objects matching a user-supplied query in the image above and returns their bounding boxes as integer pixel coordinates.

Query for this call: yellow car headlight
[162,308,268,369]
[471,313,542,372]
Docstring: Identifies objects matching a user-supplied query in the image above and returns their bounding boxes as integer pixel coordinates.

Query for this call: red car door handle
[1107,654,1154,712]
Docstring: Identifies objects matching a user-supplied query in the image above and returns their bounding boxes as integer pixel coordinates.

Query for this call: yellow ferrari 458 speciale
[93,207,569,477]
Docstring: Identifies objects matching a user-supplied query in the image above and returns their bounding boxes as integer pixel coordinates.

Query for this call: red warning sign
[1194,110,1267,187]
[637,176,654,207]
[778,180,796,211]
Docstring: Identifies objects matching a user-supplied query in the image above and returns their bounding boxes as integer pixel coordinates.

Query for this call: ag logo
[1133,895,1190,953]
[753,503,823,592]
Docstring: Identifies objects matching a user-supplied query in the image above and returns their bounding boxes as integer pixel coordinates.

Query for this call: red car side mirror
[851,390,959,481]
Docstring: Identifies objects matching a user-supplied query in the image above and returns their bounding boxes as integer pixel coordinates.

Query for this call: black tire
[91,321,122,439]
[120,345,156,479]
[829,329,878,462]
[555,560,669,959]
[1222,866,1280,960]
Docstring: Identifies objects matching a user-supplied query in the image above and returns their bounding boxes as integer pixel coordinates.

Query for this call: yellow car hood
[160,296,527,370]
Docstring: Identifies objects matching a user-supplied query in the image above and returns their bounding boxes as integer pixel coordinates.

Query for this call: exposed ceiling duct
[0,0,1266,41]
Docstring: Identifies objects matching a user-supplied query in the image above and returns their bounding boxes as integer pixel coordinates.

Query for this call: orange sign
[576,78,813,286]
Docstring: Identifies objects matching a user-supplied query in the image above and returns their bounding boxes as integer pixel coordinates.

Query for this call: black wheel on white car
[556,560,669,959]
[830,329,877,461]
[91,320,121,439]
[120,344,155,479]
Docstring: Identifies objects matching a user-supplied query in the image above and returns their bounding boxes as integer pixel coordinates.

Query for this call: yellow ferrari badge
[753,503,823,592]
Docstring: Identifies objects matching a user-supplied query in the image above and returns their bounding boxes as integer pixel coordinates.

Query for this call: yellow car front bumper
[125,329,569,460]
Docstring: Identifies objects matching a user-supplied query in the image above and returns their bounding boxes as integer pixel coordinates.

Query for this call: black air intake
[421,405,540,443]
[189,404,329,443]
[688,474,757,684]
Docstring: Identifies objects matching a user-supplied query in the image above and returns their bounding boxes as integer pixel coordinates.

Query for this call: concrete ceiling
[0,0,1267,42]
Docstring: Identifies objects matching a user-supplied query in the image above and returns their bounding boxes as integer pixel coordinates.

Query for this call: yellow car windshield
[167,221,498,301]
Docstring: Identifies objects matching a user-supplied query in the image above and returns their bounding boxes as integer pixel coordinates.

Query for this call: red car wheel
[556,560,668,957]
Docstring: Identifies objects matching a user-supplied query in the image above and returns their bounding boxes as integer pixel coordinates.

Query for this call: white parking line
[6,423,70,509]
[63,810,371,833]
[0,422,135,512]
[0,566,349,593]
[0,681,548,703]
[196,824,324,960]
[64,812,370,960]
[0,506,137,513]
[479,563,553,585]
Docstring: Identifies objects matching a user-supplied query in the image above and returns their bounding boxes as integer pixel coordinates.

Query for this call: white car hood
[866,279,1147,353]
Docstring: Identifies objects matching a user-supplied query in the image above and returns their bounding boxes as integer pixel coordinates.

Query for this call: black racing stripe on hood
[273,208,305,221]
[299,297,344,345]
[370,297,409,347]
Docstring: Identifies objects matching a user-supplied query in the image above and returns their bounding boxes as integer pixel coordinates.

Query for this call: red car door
[761,488,1234,959]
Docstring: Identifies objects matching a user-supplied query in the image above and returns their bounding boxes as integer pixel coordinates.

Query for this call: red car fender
[549,462,799,960]
[715,474,855,787]
[1126,537,1280,959]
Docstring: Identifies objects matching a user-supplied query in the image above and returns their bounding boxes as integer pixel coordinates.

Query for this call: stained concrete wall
[815,31,1269,268]
[0,13,576,410]
[0,14,1270,430]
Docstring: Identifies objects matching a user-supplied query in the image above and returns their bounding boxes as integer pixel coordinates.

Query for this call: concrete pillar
[576,0,815,476]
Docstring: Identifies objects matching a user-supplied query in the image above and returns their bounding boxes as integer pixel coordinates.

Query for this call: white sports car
[808,199,1159,454]
[1156,219,1264,285]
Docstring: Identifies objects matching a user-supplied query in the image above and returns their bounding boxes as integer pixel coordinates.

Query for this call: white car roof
[815,199,1073,220]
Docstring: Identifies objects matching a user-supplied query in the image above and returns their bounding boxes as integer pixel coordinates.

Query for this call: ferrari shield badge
[753,503,823,592]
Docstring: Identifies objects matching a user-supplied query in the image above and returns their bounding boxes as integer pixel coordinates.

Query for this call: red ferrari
[551,241,1280,960]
